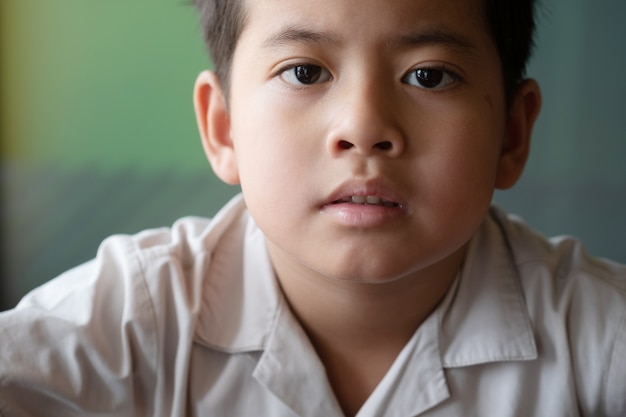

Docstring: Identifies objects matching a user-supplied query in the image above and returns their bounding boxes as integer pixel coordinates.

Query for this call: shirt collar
[438,207,538,368]
[194,198,282,352]
[193,203,346,416]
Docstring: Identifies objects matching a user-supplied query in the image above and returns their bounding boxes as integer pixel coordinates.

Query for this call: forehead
[238,0,488,47]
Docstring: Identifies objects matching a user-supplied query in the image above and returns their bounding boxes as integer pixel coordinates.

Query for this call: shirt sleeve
[605,303,626,416]
[0,235,158,417]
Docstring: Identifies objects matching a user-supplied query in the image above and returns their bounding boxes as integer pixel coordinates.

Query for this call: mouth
[321,180,407,227]
[331,195,401,208]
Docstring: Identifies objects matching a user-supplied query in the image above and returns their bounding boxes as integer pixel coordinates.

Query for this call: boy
[1,0,624,416]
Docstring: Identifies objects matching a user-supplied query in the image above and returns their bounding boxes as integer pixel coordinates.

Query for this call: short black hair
[193,0,539,102]
[485,0,538,101]
[193,0,247,94]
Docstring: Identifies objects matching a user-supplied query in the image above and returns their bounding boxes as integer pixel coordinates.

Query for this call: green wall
[2,0,211,172]
[2,0,625,309]
[494,0,626,262]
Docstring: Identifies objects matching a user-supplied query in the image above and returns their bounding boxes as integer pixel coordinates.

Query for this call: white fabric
[1,194,625,417]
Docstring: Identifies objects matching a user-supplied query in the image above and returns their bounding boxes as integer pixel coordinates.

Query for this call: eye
[280,64,332,86]
[402,67,457,90]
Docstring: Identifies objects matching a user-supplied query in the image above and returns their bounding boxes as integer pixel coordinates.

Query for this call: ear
[495,79,542,189]
[193,70,240,184]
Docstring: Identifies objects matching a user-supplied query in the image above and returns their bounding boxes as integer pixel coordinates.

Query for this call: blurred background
[1,0,625,310]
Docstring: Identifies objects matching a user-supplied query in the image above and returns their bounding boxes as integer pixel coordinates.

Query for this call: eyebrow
[262,26,341,49]
[261,25,478,56]
[394,29,478,56]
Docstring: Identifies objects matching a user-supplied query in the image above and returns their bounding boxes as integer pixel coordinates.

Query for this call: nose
[326,78,405,158]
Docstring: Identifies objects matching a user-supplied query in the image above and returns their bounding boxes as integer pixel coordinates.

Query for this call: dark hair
[193,0,538,102]
[193,0,247,93]
[485,0,538,102]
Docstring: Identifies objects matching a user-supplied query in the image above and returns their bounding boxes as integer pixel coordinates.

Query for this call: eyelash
[276,63,333,88]
[401,65,461,90]
[275,63,462,90]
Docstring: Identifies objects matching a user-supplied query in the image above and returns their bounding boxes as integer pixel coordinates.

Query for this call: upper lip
[323,178,406,208]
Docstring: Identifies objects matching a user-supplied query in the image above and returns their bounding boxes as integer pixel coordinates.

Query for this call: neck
[267,242,466,417]
[271,243,465,347]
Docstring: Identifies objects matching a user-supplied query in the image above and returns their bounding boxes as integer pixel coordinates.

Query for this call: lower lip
[320,202,406,228]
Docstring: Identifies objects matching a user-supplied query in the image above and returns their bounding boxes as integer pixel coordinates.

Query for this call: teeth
[347,195,397,206]
[365,196,381,205]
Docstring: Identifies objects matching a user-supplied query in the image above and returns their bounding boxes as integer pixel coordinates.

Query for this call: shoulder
[10,194,249,316]
[123,193,248,272]
[0,194,250,415]
[489,206,626,415]
[488,207,626,348]
[489,205,625,296]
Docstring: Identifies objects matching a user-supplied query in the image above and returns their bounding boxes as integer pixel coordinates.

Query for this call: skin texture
[194,0,541,414]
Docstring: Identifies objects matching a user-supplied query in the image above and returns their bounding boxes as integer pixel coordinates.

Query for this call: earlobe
[193,70,240,185]
[495,79,542,190]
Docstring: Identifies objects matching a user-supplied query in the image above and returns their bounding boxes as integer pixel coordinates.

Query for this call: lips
[321,180,407,227]
[324,178,406,210]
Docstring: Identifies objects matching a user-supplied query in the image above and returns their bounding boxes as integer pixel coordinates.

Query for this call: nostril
[375,141,392,150]
[338,140,353,150]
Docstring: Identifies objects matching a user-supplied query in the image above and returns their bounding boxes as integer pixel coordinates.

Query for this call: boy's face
[197,0,540,284]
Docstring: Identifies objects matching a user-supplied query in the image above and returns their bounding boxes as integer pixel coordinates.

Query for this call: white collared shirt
[1,194,625,417]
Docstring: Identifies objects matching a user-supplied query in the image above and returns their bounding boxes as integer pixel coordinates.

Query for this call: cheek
[234,125,313,188]
[231,105,321,223]
[233,94,325,179]
[414,101,504,201]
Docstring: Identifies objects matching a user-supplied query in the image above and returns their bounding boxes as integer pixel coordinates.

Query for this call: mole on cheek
[483,93,494,110]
